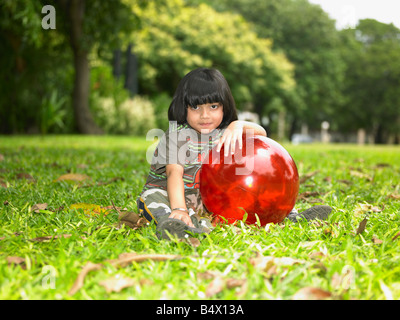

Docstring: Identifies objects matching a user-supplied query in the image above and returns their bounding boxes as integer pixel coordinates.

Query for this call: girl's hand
[169,210,195,227]
[217,121,244,156]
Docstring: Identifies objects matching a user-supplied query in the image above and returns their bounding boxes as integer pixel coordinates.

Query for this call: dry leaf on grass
[250,252,304,276]
[99,275,135,293]
[354,203,382,216]
[54,173,91,183]
[106,253,180,268]
[197,270,221,281]
[388,193,400,200]
[16,172,35,181]
[372,236,383,244]
[331,266,355,291]
[68,262,103,296]
[68,253,181,295]
[350,170,373,182]
[29,234,73,242]
[200,271,247,298]
[356,217,368,235]
[299,170,320,184]
[297,191,321,200]
[292,287,332,300]
[0,179,7,188]
[31,203,48,213]
[179,237,201,247]
[392,231,400,241]
[205,276,225,297]
[70,203,111,216]
[7,256,26,269]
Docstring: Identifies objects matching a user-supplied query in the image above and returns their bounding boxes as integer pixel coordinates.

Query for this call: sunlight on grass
[0,135,399,300]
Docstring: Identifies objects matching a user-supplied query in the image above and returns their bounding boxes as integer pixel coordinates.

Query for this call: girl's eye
[190,105,199,110]
[210,104,219,109]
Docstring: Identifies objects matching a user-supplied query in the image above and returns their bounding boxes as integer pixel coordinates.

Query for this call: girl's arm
[166,164,195,227]
[217,120,267,156]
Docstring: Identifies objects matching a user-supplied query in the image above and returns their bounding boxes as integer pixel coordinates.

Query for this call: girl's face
[187,102,223,134]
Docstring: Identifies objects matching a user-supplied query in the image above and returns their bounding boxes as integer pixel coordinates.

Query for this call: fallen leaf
[331,267,355,291]
[70,203,111,216]
[392,231,400,241]
[299,170,320,184]
[197,271,221,280]
[356,217,368,235]
[68,253,181,295]
[350,170,373,182]
[388,193,400,200]
[297,191,321,200]
[179,237,201,247]
[337,179,352,185]
[68,262,103,296]
[292,287,332,300]
[226,278,246,289]
[105,253,181,268]
[97,177,125,186]
[54,173,91,183]
[117,210,139,226]
[308,251,326,260]
[31,203,48,213]
[205,276,225,297]
[372,236,383,244]
[16,172,35,181]
[374,163,391,169]
[99,275,135,293]
[0,179,7,188]
[0,154,4,161]
[29,234,73,242]
[249,252,304,276]
[354,203,382,215]
[7,256,26,269]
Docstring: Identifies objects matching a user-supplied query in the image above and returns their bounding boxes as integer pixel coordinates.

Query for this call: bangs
[184,75,224,107]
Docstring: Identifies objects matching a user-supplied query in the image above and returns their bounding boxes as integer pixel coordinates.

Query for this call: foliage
[1,0,399,142]
[198,0,346,132]
[127,0,295,109]
[338,20,400,143]
[1,136,400,299]
[0,0,73,134]
[94,96,156,136]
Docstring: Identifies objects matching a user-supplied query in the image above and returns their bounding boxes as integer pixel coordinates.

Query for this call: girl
[137,68,331,240]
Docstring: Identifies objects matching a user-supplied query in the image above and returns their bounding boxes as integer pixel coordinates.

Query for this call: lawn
[0,135,399,300]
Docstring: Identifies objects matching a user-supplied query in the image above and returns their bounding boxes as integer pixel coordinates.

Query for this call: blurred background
[1,0,399,144]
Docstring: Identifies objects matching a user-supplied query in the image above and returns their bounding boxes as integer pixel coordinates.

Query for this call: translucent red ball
[200,136,299,225]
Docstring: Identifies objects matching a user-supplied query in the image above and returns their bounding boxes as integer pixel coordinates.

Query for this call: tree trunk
[68,0,103,134]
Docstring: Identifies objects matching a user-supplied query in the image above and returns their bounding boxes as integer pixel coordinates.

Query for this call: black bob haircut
[168,68,238,129]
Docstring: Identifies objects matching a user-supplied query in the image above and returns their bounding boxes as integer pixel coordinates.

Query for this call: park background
[1,0,400,144]
[1,0,400,300]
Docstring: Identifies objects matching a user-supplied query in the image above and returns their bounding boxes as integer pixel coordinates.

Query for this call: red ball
[200,136,299,225]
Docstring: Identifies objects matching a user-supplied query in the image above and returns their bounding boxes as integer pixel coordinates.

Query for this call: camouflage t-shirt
[142,123,225,192]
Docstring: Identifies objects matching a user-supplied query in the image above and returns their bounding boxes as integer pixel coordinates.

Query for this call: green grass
[1,135,399,300]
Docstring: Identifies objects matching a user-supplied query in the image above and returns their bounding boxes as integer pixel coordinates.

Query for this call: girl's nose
[200,107,210,118]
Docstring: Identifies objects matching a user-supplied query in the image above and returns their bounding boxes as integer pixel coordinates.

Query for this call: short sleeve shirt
[142,123,225,192]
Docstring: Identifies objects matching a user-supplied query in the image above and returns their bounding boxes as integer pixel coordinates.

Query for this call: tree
[338,19,400,143]
[0,0,143,134]
[195,0,346,137]
[55,0,142,134]
[126,0,295,124]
